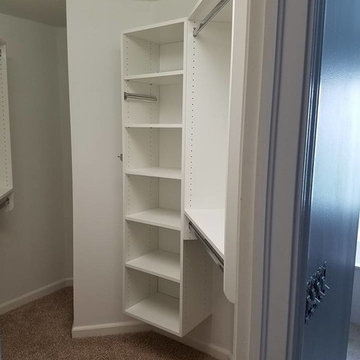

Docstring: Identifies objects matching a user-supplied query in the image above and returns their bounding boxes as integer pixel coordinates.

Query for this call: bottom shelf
[125,293,180,335]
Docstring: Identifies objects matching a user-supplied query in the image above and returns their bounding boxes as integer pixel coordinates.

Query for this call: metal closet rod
[124,92,157,102]
[193,0,231,37]
[189,222,224,271]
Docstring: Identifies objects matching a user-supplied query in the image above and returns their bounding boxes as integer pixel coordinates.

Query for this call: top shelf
[124,70,183,85]
[124,20,184,45]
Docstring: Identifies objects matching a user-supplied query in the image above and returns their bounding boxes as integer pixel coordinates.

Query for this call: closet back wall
[0,13,72,310]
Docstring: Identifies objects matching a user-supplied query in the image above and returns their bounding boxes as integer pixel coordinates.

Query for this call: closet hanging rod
[193,0,231,37]
[189,222,224,271]
[0,197,10,209]
[124,92,157,102]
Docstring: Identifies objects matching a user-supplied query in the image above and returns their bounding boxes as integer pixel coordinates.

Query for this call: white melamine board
[126,250,181,283]
[124,36,161,75]
[181,241,212,335]
[0,43,13,201]
[125,222,159,261]
[159,42,184,72]
[125,292,180,334]
[124,35,183,76]
[159,84,183,124]
[124,83,182,126]
[185,208,225,258]
[123,82,160,125]
[125,21,185,45]
[125,128,182,169]
[125,71,183,85]
[224,0,247,303]
[185,22,232,210]
[125,167,182,180]
[126,208,181,231]
[190,0,233,22]
[125,124,182,129]
[158,228,181,254]
[126,176,181,213]
[158,277,179,298]
[159,178,181,211]
[159,130,182,169]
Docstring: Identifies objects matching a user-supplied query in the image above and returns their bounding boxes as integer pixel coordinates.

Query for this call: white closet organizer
[0,40,13,211]
[184,0,234,295]
[121,19,212,337]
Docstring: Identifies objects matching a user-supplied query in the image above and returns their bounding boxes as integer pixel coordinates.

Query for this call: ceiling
[0,0,66,27]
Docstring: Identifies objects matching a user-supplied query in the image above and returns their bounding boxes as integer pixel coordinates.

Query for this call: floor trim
[155,329,233,360]
[71,321,150,338]
[0,278,73,315]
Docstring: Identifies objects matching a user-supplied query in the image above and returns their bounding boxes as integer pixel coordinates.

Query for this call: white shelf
[126,208,181,231]
[125,124,182,129]
[126,250,181,283]
[125,21,184,45]
[125,167,182,180]
[124,70,183,85]
[185,208,225,259]
[125,292,180,335]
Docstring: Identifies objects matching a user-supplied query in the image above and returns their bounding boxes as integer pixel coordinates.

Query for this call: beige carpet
[0,288,215,360]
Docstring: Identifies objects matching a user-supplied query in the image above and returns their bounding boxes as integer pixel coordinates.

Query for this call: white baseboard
[0,277,73,315]
[154,329,233,360]
[72,322,231,360]
[72,321,150,338]
[181,337,232,360]
[0,279,231,360]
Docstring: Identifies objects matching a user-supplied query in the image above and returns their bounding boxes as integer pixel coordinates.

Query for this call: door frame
[233,0,323,358]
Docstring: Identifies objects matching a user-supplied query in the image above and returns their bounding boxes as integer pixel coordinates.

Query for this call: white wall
[67,0,233,355]
[0,14,72,306]
[56,27,73,279]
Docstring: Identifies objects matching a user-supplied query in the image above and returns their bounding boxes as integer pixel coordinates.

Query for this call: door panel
[301,0,360,359]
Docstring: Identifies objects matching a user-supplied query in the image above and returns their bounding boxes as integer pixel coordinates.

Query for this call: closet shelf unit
[124,70,183,85]
[124,124,182,129]
[124,167,182,180]
[126,292,180,335]
[122,19,212,337]
[0,41,13,210]
[125,208,181,231]
[126,249,181,283]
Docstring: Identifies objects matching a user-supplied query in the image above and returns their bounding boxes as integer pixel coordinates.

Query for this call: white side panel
[160,42,184,71]
[159,129,182,169]
[159,84,183,124]
[0,43,13,208]
[124,36,160,76]
[185,22,232,211]
[224,0,248,303]
[125,222,159,261]
[181,240,212,335]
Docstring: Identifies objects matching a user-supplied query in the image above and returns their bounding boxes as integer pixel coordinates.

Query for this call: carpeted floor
[0,288,215,360]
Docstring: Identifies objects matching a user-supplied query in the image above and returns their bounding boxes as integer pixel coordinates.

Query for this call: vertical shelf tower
[121,19,212,337]
[0,40,13,210]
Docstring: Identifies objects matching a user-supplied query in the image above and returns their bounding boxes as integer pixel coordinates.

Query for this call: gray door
[300,0,360,359]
